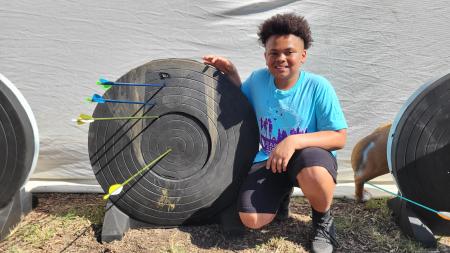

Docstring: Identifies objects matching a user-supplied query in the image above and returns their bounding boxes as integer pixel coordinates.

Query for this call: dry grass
[0,193,448,253]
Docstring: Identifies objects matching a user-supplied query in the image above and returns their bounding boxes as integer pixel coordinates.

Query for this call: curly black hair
[257,13,313,49]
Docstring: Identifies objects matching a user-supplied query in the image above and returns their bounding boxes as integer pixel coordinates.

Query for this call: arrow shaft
[105,82,162,87]
[103,149,171,200]
[366,182,441,215]
[102,98,153,105]
[94,116,158,121]
[122,148,172,186]
[98,80,163,87]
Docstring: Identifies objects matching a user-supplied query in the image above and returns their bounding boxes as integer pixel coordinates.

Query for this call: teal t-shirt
[241,68,348,163]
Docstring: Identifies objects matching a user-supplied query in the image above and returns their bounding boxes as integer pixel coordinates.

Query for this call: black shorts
[238,147,337,214]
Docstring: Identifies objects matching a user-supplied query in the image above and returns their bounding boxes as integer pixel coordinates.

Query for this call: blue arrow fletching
[89,93,155,106]
[96,78,163,88]
[99,78,113,85]
[92,94,105,103]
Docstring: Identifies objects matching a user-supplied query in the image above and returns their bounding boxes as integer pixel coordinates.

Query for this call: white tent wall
[1,1,449,196]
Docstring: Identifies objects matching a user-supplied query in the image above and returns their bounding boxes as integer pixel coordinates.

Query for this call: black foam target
[89,59,259,225]
[0,74,38,208]
[389,73,450,229]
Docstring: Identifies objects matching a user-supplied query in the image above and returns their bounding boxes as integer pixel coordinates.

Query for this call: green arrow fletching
[96,80,112,90]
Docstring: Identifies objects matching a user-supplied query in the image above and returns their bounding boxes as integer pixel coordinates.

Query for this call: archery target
[89,59,259,225]
[0,74,39,208]
[388,73,450,225]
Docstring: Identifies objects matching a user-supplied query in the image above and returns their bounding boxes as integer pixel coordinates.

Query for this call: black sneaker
[275,188,293,221]
[311,209,339,253]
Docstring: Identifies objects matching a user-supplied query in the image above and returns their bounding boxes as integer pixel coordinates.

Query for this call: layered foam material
[388,73,450,231]
[0,74,39,208]
[89,59,259,225]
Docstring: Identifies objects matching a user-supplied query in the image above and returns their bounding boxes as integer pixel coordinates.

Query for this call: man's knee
[239,212,275,229]
[297,166,332,184]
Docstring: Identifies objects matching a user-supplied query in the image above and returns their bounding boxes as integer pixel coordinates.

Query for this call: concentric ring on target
[88,59,259,225]
[388,72,450,221]
[142,112,210,181]
[0,73,39,208]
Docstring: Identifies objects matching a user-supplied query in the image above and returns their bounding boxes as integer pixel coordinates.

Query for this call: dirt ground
[0,193,449,253]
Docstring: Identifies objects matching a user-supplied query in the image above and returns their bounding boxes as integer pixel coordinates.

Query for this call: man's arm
[266,129,347,173]
[203,55,242,87]
[289,129,347,151]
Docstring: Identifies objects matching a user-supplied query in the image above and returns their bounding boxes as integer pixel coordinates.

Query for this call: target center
[169,137,187,154]
[141,112,210,181]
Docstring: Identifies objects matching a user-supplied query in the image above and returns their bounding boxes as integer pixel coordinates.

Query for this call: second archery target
[89,59,259,225]
[388,72,450,232]
[0,74,39,208]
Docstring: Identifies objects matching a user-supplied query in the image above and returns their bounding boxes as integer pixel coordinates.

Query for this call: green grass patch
[60,205,105,225]
[6,245,26,253]
[2,204,105,252]
[22,222,57,247]
[1,194,447,252]
[334,215,354,233]
[332,197,426,252]
[365,198,390,215]
[255,236,300,252]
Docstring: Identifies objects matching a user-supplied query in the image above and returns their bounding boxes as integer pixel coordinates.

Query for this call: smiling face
[264,34,307,89]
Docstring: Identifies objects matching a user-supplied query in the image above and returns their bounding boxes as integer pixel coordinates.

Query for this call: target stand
[88,59,259,242]
[101,201,148,242]
[387,73,450,248]
[101,199,241,242]
[0,188,33,240]
[0,74,39,240]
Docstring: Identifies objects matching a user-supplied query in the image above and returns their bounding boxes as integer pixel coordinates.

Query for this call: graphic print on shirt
[259,104,307,155]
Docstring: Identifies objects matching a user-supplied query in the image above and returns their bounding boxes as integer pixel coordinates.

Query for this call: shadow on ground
[179,217,311,252]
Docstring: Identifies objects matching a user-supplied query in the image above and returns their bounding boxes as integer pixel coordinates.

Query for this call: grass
[334,198,425,252]
[23,223,56,247]
[255,236,299,252]
[0,194,105,253]
[168,233,187,253]
[0,193,448,252]
[158,189,177,212]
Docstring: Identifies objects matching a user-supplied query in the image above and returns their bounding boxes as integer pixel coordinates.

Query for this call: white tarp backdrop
[1,1,449,195]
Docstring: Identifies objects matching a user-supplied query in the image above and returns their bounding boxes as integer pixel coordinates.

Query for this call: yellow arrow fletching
[75,114,94,125]
[102,149,172,201]
[75,114,159,126]
[79,114,93,120]
[76,119,85,126]
[108,184,123,195]
[103,184,124,200]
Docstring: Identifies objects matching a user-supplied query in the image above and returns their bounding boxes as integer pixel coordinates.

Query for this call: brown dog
[351,123,391,202]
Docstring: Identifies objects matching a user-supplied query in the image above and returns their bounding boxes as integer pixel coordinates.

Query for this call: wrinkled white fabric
[1,0,449,195]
